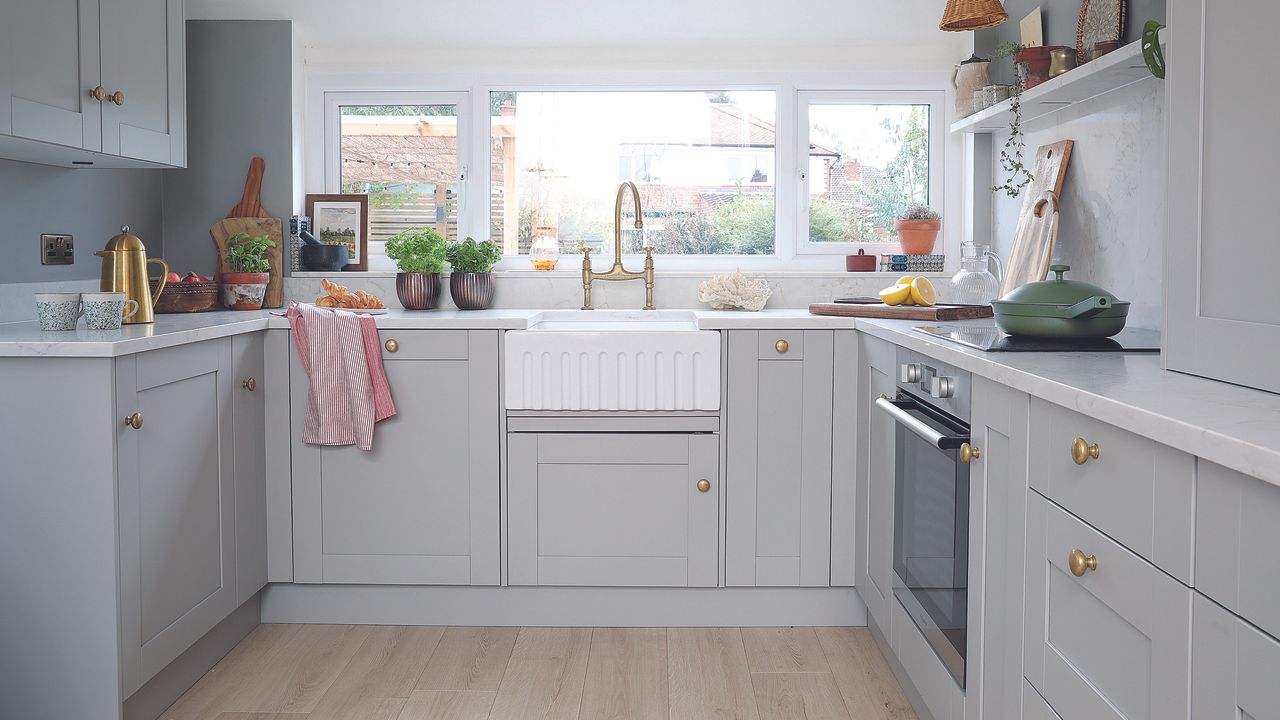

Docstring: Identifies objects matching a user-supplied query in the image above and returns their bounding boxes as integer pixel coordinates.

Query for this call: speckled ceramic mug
[34,292,83,331]
[82,292,140,330]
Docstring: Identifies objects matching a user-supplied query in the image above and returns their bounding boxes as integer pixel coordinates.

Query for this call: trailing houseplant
[221,231,276,310]
[445,237,503,310]
[385,227,449,310]
[895,204,942,255]
[992,42,1035,198]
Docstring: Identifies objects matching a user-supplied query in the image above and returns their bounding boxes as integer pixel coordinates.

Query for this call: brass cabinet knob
[1071,437,1101,465]
[697,478,711,493]
[89,85,107,102]
[775,339,789,354]
[107,90,124,106]
[242,378,257,391]
[384,339,399,353]
[960,443,981,463]
[1069,548,1099,577]
[124,412,144,430]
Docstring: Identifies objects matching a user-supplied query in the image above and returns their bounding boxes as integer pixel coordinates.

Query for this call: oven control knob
[929,376,956,399]
[900,363,923,383]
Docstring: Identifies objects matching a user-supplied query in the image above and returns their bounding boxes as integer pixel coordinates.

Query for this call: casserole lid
[993,265,1129,319]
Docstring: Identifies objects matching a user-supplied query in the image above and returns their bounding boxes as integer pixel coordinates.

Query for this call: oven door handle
[875,395,969,450]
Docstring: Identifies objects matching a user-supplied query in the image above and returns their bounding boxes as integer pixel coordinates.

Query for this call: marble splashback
[0,279,100,324]
[989,79,1166,330]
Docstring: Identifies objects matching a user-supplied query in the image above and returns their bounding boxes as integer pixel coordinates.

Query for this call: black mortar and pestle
[299,229,350,271]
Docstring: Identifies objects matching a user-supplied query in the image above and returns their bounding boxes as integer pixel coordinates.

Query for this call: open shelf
[950,37,1164,135]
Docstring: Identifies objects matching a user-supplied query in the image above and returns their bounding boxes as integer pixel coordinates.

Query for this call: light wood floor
[161,625,916,720]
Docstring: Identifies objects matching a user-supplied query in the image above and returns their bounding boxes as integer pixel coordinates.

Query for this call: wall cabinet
[289,330,500,585]
[0,0,185,167]
[508,432,719,587]
[855,332,897,632]
[1164,0,1280,392]
[725,329,834,587]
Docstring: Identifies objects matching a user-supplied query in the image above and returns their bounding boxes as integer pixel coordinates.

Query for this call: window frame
[795,89,946,257]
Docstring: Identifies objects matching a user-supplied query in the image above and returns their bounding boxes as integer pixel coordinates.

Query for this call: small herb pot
[895,219,942,255]
[396,272,442,310]
[220,272,270,310]
[449,272,495,310]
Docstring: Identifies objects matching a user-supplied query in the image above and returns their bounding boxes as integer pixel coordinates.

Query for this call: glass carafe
[950,243,1004,305]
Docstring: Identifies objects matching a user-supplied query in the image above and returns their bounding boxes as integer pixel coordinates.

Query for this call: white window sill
[289,269,953,279]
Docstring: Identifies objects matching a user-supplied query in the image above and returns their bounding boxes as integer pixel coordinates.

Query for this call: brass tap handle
[242,378,257,392]
[384,339,399,353]
[1071,437,1101,465]
[960,443,981,463]
[1068,548,1098,576]
[697,479,711,493]
[107,90,124,106]
[124,412,144,430]
[89,86,107,102]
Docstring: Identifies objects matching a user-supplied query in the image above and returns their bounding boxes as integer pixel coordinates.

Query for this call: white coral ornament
[697,271,772,312]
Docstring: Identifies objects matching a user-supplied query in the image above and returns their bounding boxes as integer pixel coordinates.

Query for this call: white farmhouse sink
[504,310,721,411]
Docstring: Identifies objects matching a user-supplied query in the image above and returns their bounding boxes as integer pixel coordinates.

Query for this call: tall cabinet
[1164,0,1280,393]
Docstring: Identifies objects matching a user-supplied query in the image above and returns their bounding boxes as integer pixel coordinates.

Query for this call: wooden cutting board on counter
[210,157,284,308]
[809,301,993,321]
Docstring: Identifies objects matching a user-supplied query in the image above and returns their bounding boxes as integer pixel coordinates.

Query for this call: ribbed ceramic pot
[396,272,442,310]
[449,272,495,310]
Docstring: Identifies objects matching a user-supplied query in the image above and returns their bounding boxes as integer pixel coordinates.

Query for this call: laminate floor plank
[667,628,760,720]
[741,628,831,674]
[580,628,669,720]
[815,628,916,720]
[162,625,306,720]
[308,625,445,720]
[487,627,592,720]
[752,673,851,720]
[397,690,497,720]
[415,627,520,693]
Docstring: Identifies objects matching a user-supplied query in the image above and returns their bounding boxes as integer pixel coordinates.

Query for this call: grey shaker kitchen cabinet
[232,332,268,605]
[97,0,186,165]
[725,329,834,587]
[1164,0,1280,393]
[289,330,501,585]
[855,332,896,632]
[507,433,720,587]
[1191,592,1280,720]
[114,338,237,695]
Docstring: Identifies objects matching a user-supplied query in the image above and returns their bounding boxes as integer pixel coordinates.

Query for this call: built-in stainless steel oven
[874,348,972,689]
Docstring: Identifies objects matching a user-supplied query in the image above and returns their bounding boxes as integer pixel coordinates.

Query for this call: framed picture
[305,194,369,271]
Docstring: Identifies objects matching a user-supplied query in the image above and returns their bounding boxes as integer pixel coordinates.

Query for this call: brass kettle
[96,226,168,324]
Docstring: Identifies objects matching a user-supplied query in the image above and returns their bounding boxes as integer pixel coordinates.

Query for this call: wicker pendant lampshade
[940,0,1009,31]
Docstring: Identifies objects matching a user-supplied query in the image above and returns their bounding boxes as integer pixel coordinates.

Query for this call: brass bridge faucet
[582,181,655,310]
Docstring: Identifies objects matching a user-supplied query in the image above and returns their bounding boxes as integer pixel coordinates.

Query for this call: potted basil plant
[445,237,503,310]
[221,231,275,310]
[385,227,448,310]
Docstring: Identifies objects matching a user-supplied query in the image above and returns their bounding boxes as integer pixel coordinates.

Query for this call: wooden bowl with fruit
[152,271,219,313]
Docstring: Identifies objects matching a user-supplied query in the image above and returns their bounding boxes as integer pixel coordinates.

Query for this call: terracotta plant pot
[449,272,495,310]
[396,272,442,310]
[220,272,269,310]
[1014,46,1065,89]
[895,219,942,255]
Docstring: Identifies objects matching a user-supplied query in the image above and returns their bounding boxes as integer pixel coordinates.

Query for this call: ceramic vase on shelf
[952,54,991,117]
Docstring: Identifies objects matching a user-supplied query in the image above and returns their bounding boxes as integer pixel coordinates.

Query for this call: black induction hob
[913,322,1161,352]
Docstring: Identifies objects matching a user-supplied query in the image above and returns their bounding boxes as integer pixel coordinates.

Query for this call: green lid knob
[1050,264,1070,280]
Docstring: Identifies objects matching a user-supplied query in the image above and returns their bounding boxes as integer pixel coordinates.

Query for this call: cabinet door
[508,433,719,587]
[1024,493,1191,720]
[98,0,184,165]
[856,333,896,632]
[1192,592,1280,720]
[232,332,267,605]
[291,330,500,585]
[725,329,833,587]
[1164,0,1280,392]
[0,0,102,148]
[115,338,236,695]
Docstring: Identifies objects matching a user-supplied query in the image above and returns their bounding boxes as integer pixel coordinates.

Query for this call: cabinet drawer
[375,329,469,360]
[1195,460,1280,639]
[1024,492,1191,720]
[758,331,803,359]
[1029,398,1195,583]
[1192,591,1280,719]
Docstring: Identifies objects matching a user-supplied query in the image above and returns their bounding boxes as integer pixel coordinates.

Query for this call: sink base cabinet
[508,432,720,587]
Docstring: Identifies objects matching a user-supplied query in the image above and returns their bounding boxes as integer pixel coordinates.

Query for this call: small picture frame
[305,194,369,271]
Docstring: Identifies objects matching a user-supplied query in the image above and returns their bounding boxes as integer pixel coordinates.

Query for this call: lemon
[878,283,913,306]
[909,277,938,307]
[896,275,916,286]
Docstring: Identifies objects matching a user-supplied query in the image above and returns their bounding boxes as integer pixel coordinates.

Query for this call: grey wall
[161,20,294,276]
[0,160,163,284]
[976,0,1166,83]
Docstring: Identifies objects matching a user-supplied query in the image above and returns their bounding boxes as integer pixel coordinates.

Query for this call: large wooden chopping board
[210,157,284,307]
[1000,140,1073,297]
[809,302,994,321]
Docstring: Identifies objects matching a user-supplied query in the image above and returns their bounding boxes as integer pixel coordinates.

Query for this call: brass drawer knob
[242,377,257,391]
[960,443,981,463]
[697,478,711,493]
[775,339,789,354]
[1071,437,1101,465]
[1069,548,1098,577]
[384,339,399,353]
[124,412,143,430]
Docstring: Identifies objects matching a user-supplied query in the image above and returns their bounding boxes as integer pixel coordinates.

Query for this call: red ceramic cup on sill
[846,249,877,272]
